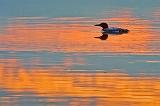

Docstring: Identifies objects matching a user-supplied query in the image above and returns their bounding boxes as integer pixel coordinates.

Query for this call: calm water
[0,0,160,106]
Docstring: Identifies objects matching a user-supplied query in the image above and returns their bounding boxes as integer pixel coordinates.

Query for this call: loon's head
[95,23,108,29]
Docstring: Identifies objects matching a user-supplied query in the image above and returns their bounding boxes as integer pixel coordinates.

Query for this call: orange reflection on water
[0,14,159,54]
[0,62,160,105]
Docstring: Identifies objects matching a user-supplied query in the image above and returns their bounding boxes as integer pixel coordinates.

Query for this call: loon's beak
[94,24,100,26]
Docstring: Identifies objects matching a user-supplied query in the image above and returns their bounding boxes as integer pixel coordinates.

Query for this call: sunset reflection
[0,0,160,106]
[0,13,159,54]
[0,60,160,105]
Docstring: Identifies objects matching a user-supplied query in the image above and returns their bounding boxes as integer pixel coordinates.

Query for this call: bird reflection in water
[94,33,108,40]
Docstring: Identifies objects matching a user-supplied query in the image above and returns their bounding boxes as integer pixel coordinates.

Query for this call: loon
[95,23,129,34]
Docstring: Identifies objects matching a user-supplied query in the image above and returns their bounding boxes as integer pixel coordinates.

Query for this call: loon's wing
[103,27,121,32]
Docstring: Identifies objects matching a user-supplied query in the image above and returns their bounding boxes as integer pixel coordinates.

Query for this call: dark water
[0,0,160,106]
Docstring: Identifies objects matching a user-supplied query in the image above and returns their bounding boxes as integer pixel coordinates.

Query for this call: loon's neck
[102,28,108,30]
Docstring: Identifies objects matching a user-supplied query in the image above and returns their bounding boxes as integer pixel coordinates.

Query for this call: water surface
[0,0,160,106]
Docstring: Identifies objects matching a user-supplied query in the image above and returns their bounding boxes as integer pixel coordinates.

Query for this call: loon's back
[103,27,129,34]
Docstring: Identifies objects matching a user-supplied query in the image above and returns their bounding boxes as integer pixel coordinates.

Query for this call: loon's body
[102,27,129,34]
[95,23,129,34]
